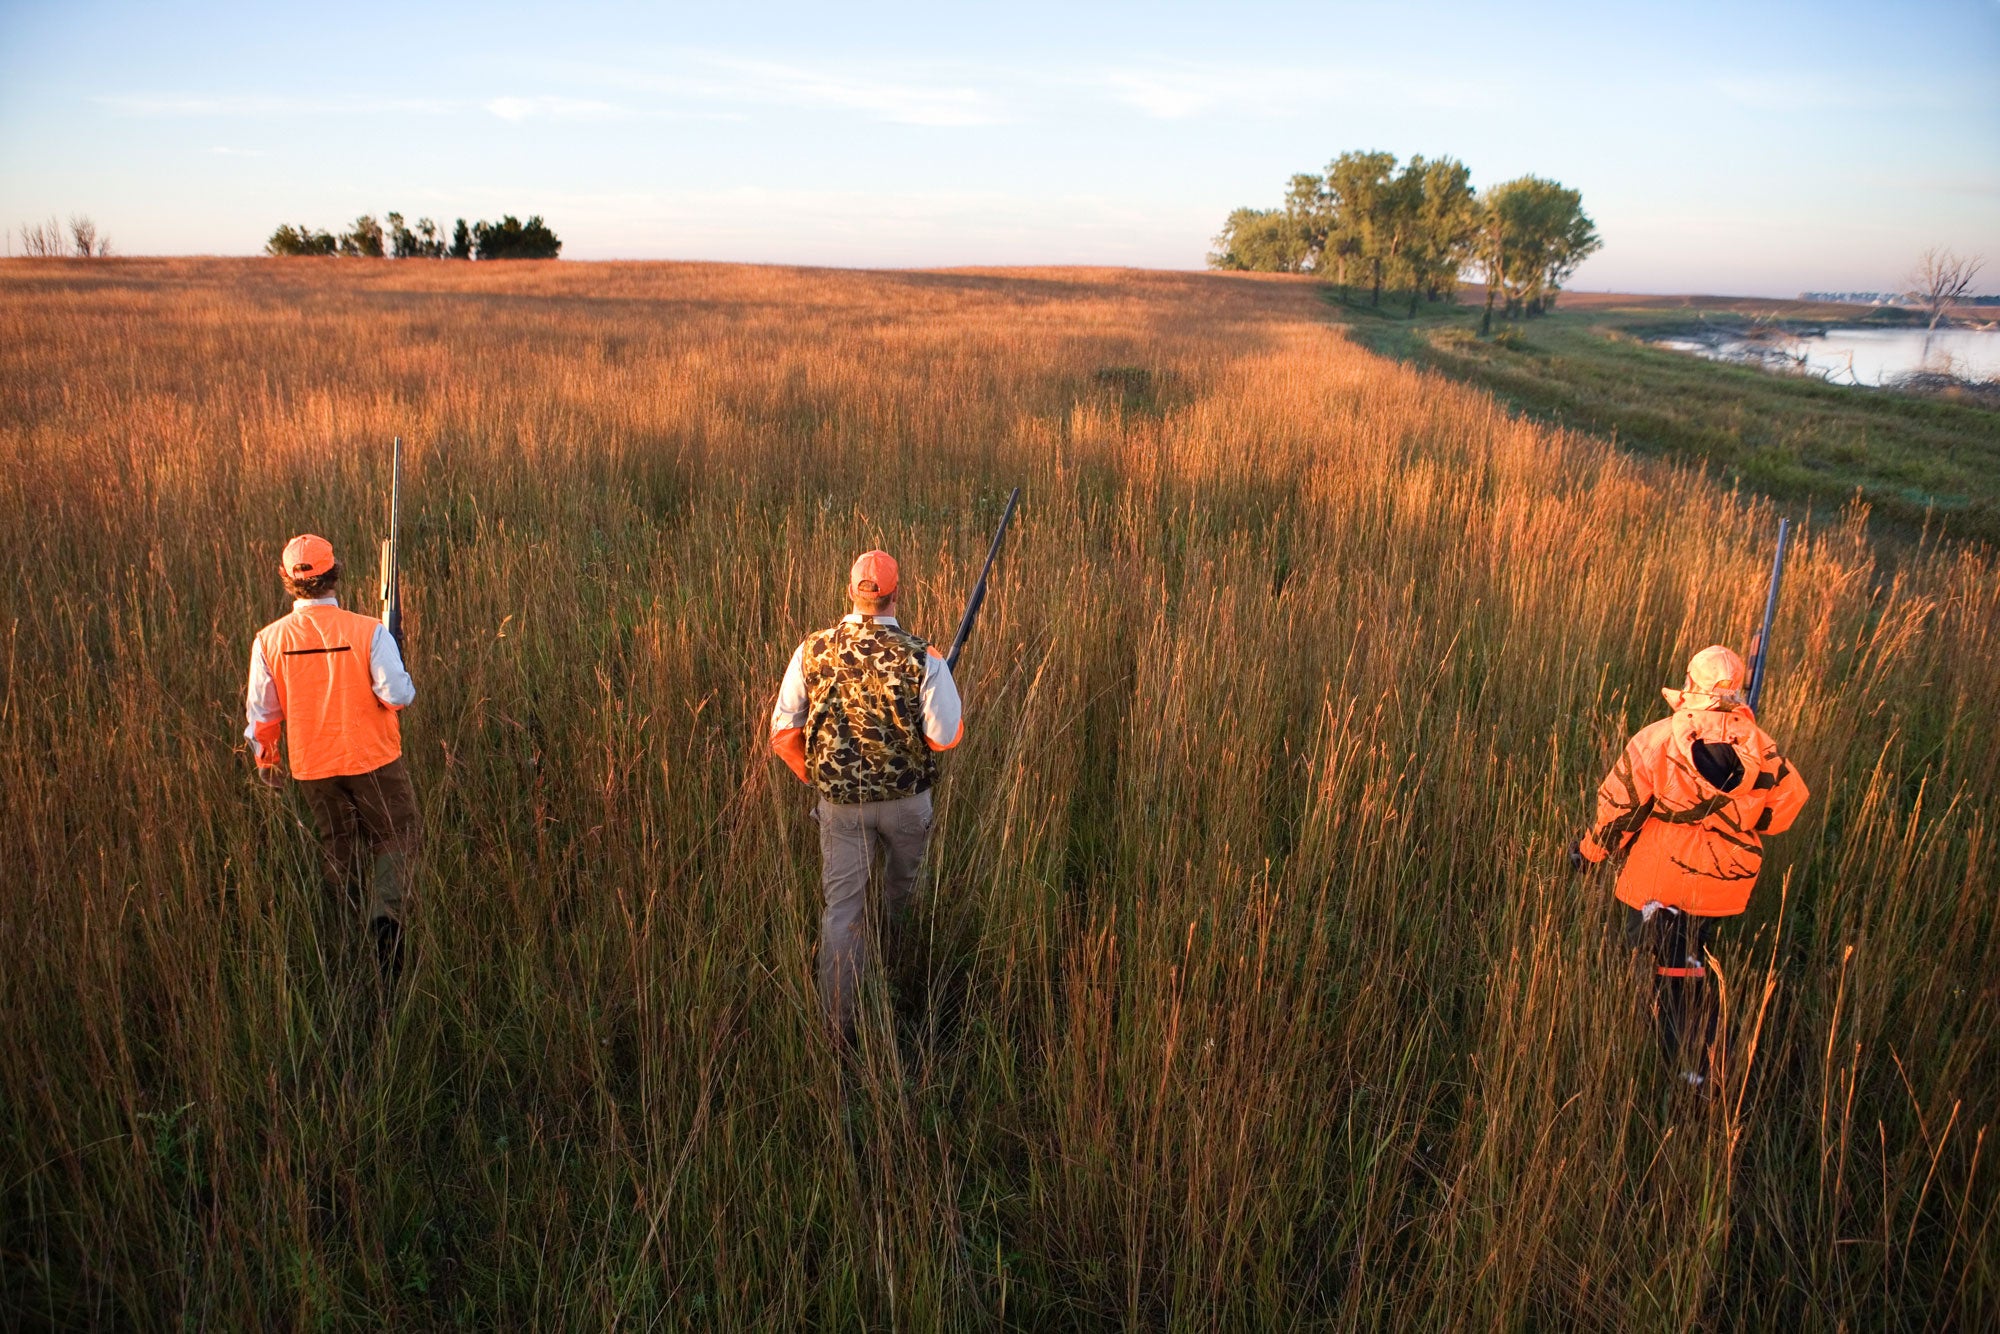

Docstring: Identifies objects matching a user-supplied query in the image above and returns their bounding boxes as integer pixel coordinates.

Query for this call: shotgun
[379,436,403,648]
[1745,517,1790,712]
[945,486,1021,672]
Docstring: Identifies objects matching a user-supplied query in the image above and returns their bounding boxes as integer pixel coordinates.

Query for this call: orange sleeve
[1754,756,1809,836]
[926,719,964,752]
[1581,732,1657,862]
[771,726,809,784]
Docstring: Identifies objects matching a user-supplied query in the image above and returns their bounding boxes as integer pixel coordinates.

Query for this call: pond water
[1653,325,2000,387]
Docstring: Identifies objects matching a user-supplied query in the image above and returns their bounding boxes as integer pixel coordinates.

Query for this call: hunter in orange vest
[245,534,420,977]
[1570,645,1810,1088]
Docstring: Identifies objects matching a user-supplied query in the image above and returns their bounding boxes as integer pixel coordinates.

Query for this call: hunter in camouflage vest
[771,551,965,1035]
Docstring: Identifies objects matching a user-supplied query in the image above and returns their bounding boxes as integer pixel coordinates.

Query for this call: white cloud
[1098,70,1229,120]
[1087,61,1490,119]
[567,52,1009,126]
[701,57,1003,126]
[534,50,1496,128]
[105,90,638,124]
[98,94,454,117]
[482,95,623,122]
[1094,67,1304,119]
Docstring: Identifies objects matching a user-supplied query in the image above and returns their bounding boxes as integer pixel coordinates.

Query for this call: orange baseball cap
[281,534,337,578]
[849,550,898,597]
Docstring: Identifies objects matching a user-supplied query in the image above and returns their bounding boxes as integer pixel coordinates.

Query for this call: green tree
[1323,150,1401,306]
[1536,185,1600,310]
[1209,208,1310,272]
[1280,172,1332,265]
[1211,154,1596,319]
[265,223,337,257]
[388,214,447,259]
[1404,156,1478,312]
[1475,201,1506,335]
[471,215,561,260]
[1477,177,1600,324]
[387,213,418,259]
[1207,175,1331,273]
[337,214,385,258]
[448,218,472,260]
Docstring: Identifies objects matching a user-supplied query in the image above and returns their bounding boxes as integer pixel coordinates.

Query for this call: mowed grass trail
[1,258,1994,1329]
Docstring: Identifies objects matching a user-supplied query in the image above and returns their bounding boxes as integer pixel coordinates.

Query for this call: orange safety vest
[1581,706,1810,917]
[256,605,402,780]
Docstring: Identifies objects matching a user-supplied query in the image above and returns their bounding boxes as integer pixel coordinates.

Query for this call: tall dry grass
[0,256,1993,1329]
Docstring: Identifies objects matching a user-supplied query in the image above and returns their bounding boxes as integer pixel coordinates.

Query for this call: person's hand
[257,765,285,790]
[1566,840,1588,874]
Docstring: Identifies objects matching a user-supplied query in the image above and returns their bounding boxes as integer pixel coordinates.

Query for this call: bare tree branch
[1907,246,1985,330]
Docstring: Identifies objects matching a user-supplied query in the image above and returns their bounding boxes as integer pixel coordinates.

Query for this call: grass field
[1337,291,2000,547]
[1,257,1995,1329]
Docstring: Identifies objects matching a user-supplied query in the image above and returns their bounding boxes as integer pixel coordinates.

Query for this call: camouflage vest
[801,619,937,804]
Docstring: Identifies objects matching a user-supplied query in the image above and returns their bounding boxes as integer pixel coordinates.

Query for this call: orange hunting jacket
[1580,705,1809,917]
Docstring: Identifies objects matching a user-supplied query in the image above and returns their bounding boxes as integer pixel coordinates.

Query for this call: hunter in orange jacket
[1575,645,1810,917]
[1571,645,1810,1088]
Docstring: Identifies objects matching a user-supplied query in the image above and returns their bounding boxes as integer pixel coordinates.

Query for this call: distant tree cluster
[264,224,341,257]
[1211,152,1600,328]
[469,216,561,260]
[266,213,560,260]
[15,214,112,258]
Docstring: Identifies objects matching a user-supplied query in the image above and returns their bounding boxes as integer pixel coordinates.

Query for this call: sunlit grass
[0,256,1993,1328]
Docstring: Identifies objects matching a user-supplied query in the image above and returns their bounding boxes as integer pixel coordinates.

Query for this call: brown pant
[815,790,933,1032]
[297,757,421,927]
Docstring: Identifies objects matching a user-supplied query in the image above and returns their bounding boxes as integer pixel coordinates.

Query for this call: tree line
[1211,151,1600,329]
[266,213,561,260]
[14,214,112,258]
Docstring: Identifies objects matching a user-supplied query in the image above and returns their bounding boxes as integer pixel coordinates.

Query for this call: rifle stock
[1746,517,1790,712]
[945,487,1021,672]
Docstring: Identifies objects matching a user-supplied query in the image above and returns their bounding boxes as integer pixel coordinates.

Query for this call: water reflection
[1653,326,2000,387]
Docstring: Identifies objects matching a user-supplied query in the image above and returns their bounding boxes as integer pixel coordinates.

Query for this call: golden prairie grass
[0,256,1994,1329]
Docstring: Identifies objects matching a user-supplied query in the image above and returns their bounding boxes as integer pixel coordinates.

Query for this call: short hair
[851,588,892,614]
[283,561,341,601]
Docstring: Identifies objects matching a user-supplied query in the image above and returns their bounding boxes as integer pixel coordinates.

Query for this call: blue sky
[2,0,1994,293]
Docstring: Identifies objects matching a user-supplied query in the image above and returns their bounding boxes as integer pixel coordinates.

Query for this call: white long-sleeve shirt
[245,597,415,760]
[770,614,963,749]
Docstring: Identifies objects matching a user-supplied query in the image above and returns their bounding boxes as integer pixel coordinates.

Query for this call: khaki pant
[297,757,421,927]
[815,789,933,1032]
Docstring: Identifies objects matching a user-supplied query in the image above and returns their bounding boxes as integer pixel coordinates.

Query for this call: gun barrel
[382,436,402,644]
[1746,517,1790,711]
[945,486,1021,671]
